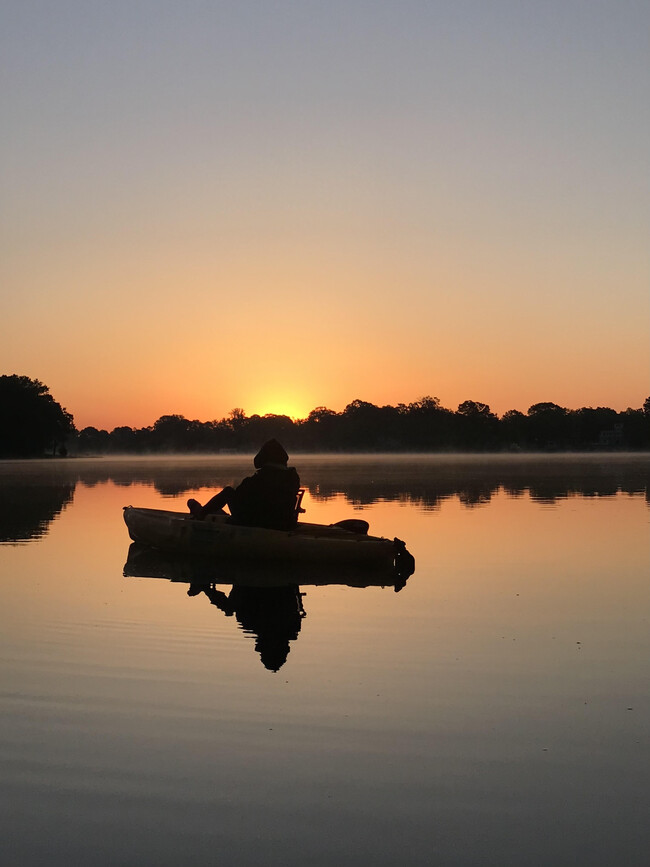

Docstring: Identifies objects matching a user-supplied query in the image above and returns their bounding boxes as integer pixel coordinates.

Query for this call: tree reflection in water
[0,482,74,543]
[57,454,648,506]
[1,454,647,545]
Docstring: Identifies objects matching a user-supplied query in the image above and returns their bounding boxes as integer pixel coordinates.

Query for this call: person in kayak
[186,438,301,531]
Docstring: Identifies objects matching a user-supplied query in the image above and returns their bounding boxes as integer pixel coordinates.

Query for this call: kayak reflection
[123,542,415,672]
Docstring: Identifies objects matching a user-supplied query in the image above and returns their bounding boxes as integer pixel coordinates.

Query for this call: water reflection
[98,454,650,504]
[1,455,648,545]
[188,583,305,672]
[124,542,415,671]
[302,455,650,507]
[2,460,648,867]
[0,482,74,543]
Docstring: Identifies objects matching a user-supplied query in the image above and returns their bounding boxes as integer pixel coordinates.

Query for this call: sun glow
[248,392,311,421]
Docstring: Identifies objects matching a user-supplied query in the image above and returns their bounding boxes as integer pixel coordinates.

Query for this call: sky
[1,0,648,431]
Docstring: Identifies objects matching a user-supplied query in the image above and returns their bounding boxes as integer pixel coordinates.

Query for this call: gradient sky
[2,0,648,430]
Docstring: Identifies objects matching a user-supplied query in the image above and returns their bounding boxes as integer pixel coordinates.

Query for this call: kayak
[123,505,412,569]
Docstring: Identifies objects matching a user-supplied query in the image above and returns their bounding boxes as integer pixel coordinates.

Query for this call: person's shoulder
[236,473,257,490]
[286,466,300,485]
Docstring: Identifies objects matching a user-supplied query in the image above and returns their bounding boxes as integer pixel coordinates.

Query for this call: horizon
[72,392,647,433]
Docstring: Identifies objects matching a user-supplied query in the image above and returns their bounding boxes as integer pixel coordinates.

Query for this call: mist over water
[1,454,648,866]
[2,451,648,522]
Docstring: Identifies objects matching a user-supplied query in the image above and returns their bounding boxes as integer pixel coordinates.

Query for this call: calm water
[1,454,648,867]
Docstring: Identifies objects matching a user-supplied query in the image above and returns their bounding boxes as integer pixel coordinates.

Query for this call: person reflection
[188,582,306,672]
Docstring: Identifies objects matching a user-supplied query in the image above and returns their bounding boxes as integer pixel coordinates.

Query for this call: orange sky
[2,2,648,430]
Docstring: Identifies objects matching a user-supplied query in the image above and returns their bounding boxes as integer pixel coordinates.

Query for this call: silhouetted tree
[620,407,650,448]
[526,402,571,449]
[77,426,111,453]
[455,400,499,449]
[109,426,142,452]
[66,393,650,454]
[401,396,454,449]
[245,414,296,449]
[501,409,527,446]
[302,407,339,450]
[573,407,619,446]
[341,399,385,449]
[0,375,75,457]
[151,415,201,451]
[228,408,247,430]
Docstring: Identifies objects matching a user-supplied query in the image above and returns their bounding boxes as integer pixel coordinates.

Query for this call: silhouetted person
[188,582,305,671]
[187,439,301,530]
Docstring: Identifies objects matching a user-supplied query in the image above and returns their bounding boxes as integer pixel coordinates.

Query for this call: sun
[249,391,310,421]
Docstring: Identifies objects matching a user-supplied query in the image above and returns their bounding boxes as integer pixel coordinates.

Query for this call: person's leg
[202,486,235,514]
[187,486,236,518]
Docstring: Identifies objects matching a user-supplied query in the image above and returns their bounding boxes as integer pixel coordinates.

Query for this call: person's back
[230,462,300,530]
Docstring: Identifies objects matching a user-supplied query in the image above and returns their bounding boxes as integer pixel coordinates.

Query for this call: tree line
[2,375,649,457]
[77,396,650,454]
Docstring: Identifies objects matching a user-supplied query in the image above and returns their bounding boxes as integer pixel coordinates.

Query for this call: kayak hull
[123,506,400,567]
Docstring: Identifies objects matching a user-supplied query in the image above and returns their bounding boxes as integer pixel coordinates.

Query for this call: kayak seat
[295,489,306,520]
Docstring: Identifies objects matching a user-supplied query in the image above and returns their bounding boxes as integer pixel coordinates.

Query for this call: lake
[1,454,648,866]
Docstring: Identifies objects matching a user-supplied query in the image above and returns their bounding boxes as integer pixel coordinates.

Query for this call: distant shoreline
[2,449,649,462]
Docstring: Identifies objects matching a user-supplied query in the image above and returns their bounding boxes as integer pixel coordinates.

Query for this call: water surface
[1,454,648,866]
